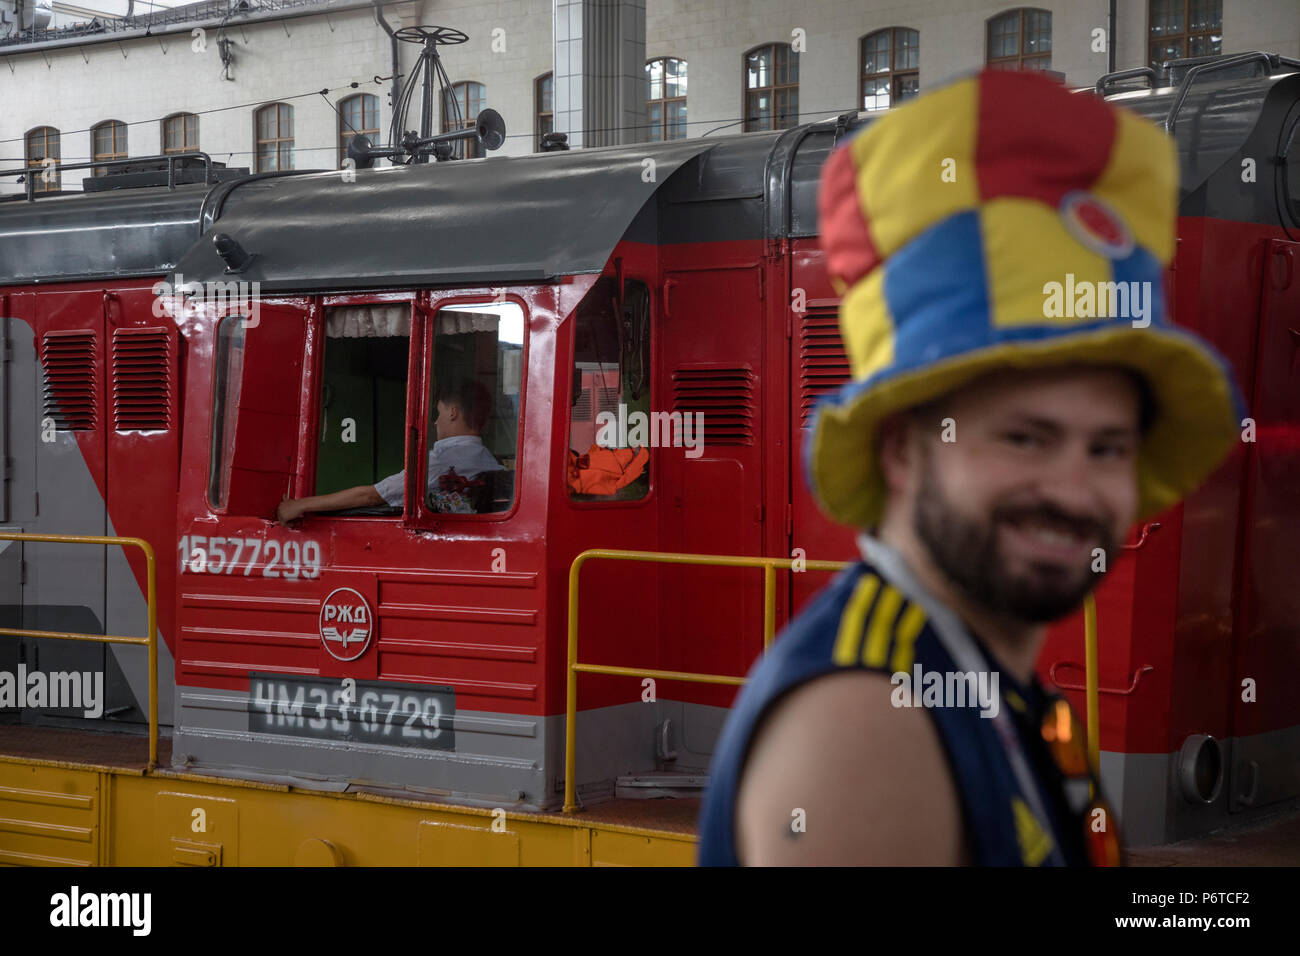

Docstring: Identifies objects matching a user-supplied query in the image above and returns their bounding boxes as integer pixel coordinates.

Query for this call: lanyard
[857,534,1068,867]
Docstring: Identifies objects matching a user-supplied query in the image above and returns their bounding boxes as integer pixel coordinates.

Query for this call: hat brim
[807,324,1242,529]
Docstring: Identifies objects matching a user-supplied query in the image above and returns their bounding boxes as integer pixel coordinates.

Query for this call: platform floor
[558,795,701,834]
[0,723,699,836]
[1127,807,1300,866]
[0,723,168,771]
[1,724,1295,863]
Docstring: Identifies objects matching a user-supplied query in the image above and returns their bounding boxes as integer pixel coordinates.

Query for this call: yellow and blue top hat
[808,69,1243,529]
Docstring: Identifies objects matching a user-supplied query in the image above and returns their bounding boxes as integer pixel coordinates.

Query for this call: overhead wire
[2,13,861,169]
[0,76,394,147]
[3,105,861,161]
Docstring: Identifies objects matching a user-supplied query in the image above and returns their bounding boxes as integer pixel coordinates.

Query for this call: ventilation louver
[671,366,756,446]
[798,308,850,427]
[112,328,171,431]
[40,331,97,431]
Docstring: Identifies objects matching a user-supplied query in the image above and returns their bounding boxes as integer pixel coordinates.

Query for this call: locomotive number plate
[249,674,455,751]
[179,535,323,579]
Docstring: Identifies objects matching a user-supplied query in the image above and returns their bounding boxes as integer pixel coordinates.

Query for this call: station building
[1,0,1298,193]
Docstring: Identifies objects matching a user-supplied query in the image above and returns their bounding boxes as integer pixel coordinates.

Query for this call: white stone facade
[1,0,1297,193]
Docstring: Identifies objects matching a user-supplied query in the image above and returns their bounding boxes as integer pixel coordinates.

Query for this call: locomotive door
[658,267,764,703]
[27,290,108,720]
[174,301,316,696]
[1228,239,1300,812]
[104,287,181,726]
[0,299,31,712]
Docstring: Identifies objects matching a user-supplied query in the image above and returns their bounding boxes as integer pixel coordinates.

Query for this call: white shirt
[372,435,504,507]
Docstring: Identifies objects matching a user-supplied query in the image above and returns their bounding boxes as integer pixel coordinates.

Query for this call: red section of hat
[974,69,1116,205]
[818,142,880,288]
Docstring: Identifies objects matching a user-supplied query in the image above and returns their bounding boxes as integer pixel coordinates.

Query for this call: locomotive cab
[150,137,733,806]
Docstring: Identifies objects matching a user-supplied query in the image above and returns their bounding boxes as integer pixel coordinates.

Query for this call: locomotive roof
[0,119,860,290]
[0,182,211,287]
[1106,67,1300,218]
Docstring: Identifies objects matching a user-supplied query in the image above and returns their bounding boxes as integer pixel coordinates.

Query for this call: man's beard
[912,453,1118,624]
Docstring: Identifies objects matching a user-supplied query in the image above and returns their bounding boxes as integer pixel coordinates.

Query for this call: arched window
[744,43,798,132]
[647,57,687,140]
[339,93,380,167]
[535,73,553,152]
[25,126,60,193]
[255,103,294,172]
[161,112,199,155]
[860,28,919,111]
[1149,0,1222,66]
[986,8,1052,71]
[91,120,127,177]
[442,81,485,159]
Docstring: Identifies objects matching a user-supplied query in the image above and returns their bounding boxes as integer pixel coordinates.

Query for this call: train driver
[275,378,503,523]
[698,70,1243,866]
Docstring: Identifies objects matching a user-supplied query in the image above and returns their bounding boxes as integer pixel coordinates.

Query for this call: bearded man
[697,69,1242,866]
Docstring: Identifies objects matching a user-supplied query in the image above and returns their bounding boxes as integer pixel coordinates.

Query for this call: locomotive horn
[405,108,507,156]
[475,108,506,151]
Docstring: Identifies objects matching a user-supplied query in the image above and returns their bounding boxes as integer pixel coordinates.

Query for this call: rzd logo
[319,587,373,662]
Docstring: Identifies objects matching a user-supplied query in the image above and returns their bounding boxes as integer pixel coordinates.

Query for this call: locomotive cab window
[208,314,247,510]
[206,303,307,516]
[414,301,524,515]
[568,277,651,502]
[315,303,412,516]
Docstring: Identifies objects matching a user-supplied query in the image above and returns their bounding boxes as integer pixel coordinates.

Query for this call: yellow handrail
[0,532,158,771]
[564,547,1107,814]
[1083,593,1100,780]
[564,548,850,813]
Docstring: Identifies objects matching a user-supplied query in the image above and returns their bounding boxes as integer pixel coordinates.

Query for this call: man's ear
[877,413,914,495]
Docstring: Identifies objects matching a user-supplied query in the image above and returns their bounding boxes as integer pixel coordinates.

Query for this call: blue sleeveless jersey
[697,560,1098,866]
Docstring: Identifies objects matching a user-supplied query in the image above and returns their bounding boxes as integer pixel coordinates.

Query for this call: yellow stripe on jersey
[832,574,882,667]
[888,601,928,674]
[1012,797,1055,867]
[862,585,904,668]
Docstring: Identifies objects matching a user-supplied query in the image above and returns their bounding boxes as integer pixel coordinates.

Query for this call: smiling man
[697,70,1243,866]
